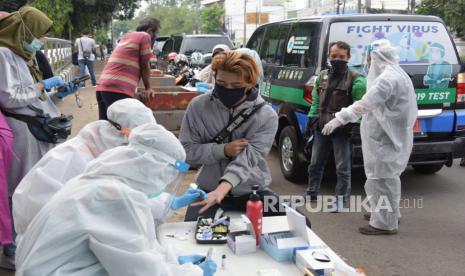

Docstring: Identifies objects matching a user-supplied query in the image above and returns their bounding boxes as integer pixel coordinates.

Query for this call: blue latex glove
[170,187,207,210]
[56,82,79,98]
[178,254,205,265]
[178,255,217,276]
[199,260,217,276]
[40,76,65,90]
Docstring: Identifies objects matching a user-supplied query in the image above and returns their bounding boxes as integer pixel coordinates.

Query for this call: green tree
[29,0,74,38]
[416,0,465,37]
[131,4,196,36]
[28,0,140,39]
[200,3,224,33]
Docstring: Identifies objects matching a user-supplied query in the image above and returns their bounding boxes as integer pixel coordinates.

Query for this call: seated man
[15,123,216,276]
[13,99,156,242]
[180,49,282,221]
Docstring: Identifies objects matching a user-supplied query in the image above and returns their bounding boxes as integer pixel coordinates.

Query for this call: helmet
[168,52,177,62]
[190,52,204,66]
[175,54,188,66]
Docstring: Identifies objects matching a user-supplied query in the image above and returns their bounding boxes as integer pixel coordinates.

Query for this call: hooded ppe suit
[15,123,206,276]
[329,41,417,230]
[13,98,156,244]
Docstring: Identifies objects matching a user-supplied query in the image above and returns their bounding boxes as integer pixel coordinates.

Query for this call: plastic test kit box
[260,206,310,262]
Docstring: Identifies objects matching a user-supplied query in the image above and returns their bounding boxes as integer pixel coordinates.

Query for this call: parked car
[246,14,465,182]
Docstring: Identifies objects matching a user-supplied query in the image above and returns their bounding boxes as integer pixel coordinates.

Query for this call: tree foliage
[29,0,74,38]
[200,3,224,33]
[27,0,140,39]
[117,4,196,38]
[416,0,465,37]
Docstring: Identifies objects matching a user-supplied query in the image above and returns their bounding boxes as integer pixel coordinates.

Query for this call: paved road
[267,149,465,276]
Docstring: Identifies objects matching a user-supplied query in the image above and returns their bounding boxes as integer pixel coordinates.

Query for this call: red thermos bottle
[246,185,263,246]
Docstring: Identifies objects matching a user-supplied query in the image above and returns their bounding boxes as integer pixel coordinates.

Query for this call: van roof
[259,14,444,28]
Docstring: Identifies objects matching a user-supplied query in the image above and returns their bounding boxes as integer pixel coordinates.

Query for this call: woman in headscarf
[0,6,76,266]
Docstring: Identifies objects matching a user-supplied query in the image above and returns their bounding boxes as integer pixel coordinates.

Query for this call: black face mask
[330,59,348,75]
[213,84,246,108]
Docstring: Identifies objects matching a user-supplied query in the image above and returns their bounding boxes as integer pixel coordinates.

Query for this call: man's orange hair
[211,50,259,89]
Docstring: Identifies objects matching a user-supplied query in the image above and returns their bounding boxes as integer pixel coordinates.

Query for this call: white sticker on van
[287,36,295,54]
[328,21,458,66]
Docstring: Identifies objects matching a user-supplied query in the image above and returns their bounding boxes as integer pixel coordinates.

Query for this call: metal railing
[42,37,75,82]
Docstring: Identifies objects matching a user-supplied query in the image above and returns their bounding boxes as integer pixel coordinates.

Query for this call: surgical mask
[213,84,246,109]
[23,38,44,53]
[330,59,348,75]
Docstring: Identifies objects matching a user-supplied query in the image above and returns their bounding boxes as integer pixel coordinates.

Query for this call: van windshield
[328,21,459,67]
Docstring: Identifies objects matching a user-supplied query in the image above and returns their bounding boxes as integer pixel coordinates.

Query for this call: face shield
[130,142,190,222]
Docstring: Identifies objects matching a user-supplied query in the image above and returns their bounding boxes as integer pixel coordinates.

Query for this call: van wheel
[412,164,444,174]
[278,126,306,182]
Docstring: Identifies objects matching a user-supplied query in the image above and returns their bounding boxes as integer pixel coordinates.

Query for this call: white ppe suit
[15,123,202,276]
[13,98,156,244]
[334,42,417,230]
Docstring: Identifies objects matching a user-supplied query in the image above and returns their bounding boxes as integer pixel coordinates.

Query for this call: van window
[247,28,265,53]
[260,24,280,64]
[283,23,317,68]
[275,24,291,64]
[328,21,459,66]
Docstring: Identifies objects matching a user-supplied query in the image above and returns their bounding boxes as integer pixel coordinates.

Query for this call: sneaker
[359,224,397,235]
[0,254,15,270]
[364,212,400,224]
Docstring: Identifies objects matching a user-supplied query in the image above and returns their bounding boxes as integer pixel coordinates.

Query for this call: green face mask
[22,38,44,53]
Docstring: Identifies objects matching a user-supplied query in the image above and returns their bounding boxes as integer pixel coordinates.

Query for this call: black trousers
[96,91,131,120]
[184,190,285,221]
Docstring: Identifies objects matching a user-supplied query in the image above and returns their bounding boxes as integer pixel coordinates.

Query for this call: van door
[258,23,291,99]
[264,22,320,133]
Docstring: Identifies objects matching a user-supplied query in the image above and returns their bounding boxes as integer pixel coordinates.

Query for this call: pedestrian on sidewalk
[96,17,159,120]
[75,30,97,87]
[304,41,366,210]
[321,40,417,235]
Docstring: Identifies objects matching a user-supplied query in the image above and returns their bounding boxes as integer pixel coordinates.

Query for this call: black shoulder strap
[2,110,45,128]
[211,102,267,144]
